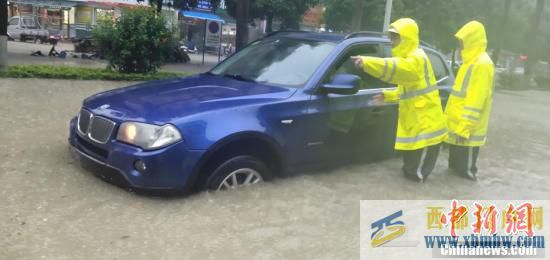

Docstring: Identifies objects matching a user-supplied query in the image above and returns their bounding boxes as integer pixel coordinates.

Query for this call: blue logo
[371,210,406,247]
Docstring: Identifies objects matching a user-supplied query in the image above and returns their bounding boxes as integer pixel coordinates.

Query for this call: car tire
[205,155,272,191]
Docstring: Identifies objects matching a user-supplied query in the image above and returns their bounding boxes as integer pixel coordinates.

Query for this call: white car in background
[7,16,49,43]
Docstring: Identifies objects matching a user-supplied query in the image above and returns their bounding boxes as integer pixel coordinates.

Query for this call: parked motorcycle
[180,41,198,54]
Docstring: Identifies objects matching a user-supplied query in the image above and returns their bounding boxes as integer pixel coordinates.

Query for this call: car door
[300,43,397,168]
[425,49,454,108]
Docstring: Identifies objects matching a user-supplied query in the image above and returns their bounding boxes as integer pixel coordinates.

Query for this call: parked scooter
[180,41,198,54]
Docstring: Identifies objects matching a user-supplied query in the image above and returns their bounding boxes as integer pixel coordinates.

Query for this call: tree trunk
[156,0,163,13]
[266,13,273,33]
[235,0,250,51]
[491,0,511,65]
[350,0,364,32]
[1,0,8,70]
[524,0,545,76]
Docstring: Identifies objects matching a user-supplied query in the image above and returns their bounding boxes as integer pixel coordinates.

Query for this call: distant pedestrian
[445,21,495,181]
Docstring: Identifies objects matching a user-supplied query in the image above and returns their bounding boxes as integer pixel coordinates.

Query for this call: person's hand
[372,94,385,105]
[351,56,364,70]
[455,136,467,145]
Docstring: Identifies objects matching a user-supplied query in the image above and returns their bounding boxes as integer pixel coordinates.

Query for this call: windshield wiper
[221,73,256,83]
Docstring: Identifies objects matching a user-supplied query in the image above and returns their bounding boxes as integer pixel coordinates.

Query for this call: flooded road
[1,79,549,260]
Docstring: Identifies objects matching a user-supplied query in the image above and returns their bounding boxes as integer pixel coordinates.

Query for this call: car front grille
[89,116,116,143]
[78,109,92,134]
[77,109,116,144]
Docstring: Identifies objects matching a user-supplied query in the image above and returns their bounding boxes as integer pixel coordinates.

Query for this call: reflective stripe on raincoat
[445,21,494,147]
[359,18,447,151]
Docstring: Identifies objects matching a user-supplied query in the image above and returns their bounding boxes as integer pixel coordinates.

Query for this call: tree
[491,0,511,65]
[324,0,354,32]
[1,0,8,70]
[324,0,521,53]
[524,0,545,76]
[226,0,319,33]
[93,7,175,73]
[324,0,386,33]
[350,0,365,32]
[235,0,250,50]
[277,0,319,30]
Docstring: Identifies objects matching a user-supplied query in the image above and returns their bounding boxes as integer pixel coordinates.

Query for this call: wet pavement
[6,41,218,74]
[0,79,549,260]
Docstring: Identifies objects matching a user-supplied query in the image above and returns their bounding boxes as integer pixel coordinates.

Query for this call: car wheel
[205,155,271,191]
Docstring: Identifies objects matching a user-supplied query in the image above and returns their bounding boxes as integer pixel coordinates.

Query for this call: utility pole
[1,0,8,70]
[382,0,393,32]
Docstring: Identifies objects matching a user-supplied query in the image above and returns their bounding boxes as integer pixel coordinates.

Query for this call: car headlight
[117,122,182,150]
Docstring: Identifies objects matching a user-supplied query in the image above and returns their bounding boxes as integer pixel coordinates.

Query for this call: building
[178,0,228,52]
[7,0,155,39]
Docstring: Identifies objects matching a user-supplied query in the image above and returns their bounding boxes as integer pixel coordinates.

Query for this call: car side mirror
[322,74,360,95]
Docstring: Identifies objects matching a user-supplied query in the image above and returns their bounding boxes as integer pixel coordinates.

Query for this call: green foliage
[93,7,175,74]
[324,0,386,32]
[225,0,319,30]
[497,73,529,90]
[0,65,187,81]
[324,0,545,54]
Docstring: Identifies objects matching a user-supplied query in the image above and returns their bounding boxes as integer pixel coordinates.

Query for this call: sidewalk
[6,41,219,74]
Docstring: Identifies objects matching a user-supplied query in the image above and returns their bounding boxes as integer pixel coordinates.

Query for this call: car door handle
[371,109,385,117]
[372,108,385,114]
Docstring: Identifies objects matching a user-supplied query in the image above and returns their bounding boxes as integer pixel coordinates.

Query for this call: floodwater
[1,79,549,260]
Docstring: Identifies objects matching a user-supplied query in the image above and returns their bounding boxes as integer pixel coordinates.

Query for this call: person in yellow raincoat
[445,21,494,181]
[351,18,446,182]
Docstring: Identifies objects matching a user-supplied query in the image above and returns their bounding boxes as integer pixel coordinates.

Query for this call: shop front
[9,0,81,38]
[8,0,152,39]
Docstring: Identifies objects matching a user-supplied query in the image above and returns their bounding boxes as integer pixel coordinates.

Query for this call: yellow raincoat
[359,18,447,151]
[445,21,494,147]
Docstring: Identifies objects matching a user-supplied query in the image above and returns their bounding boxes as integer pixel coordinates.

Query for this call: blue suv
[69,31,454,193]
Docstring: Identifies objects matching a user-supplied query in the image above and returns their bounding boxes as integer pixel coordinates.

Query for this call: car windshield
[210,36,336,87]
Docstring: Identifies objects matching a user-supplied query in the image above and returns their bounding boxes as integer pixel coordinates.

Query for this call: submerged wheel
[205,155,271,191]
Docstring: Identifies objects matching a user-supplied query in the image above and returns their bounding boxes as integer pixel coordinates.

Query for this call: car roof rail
[344,31,388,39]
[346,31,437,49]
[265,30,308,37]
[420,40,436,49]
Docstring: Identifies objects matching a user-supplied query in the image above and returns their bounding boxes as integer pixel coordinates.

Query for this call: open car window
[326,44,392,90]
[426,50,451,85]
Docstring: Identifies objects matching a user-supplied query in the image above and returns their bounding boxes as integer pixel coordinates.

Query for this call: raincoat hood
[390,18,419,58]
[455,21,487,64]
